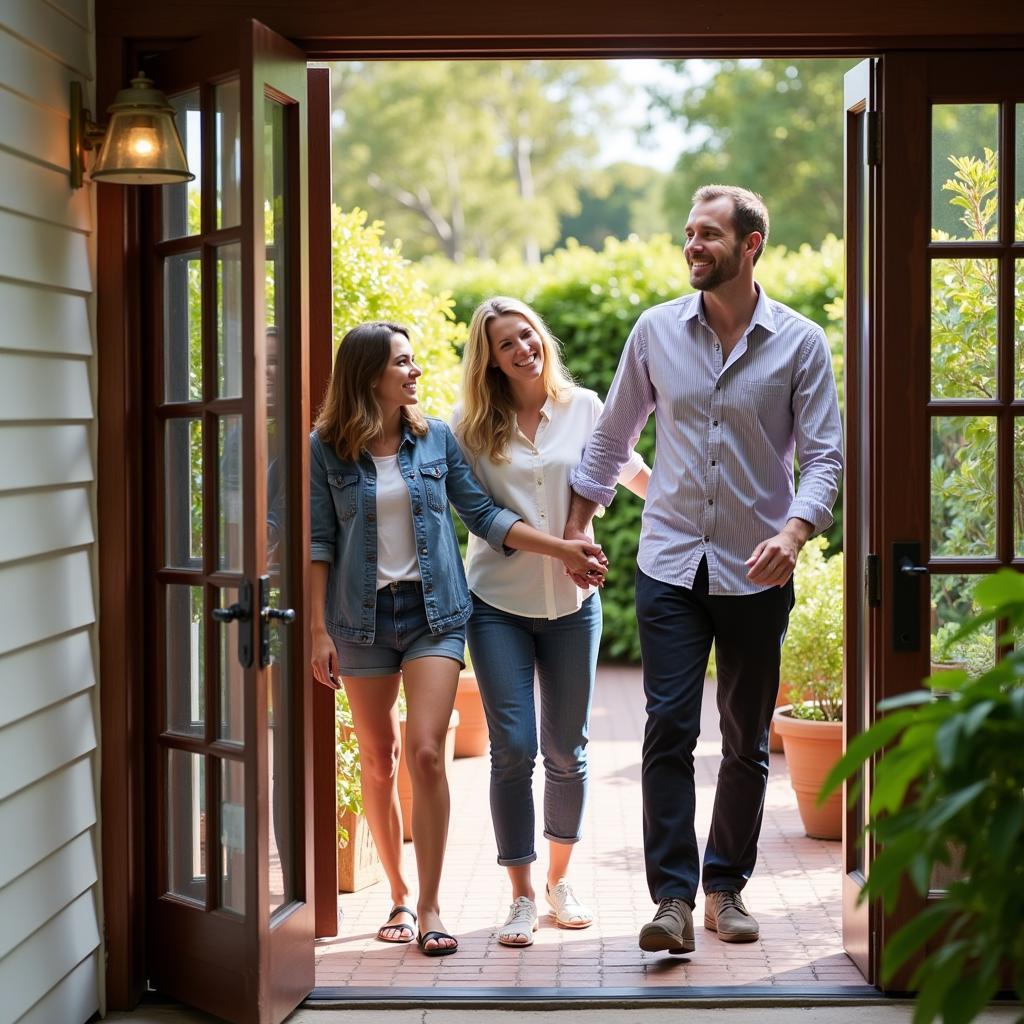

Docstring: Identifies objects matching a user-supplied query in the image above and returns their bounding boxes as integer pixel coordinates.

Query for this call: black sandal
[417,929,459,957]
[377,904,417,944]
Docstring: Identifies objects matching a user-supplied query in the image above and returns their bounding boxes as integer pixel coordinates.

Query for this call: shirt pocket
[419,461,449,513]
[328,472,360,521]
[738,380,788,412]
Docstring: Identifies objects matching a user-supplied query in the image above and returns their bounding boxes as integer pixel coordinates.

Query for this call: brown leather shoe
[704,890,759,942]
[638,898,695,954]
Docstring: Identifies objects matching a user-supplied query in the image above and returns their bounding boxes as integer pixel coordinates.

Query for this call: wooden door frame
[96,6,1024,1011]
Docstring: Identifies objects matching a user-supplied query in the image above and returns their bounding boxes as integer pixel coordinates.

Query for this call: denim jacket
[310,418,522,644]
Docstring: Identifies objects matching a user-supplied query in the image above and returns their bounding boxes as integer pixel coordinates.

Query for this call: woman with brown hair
[309,320,607,956]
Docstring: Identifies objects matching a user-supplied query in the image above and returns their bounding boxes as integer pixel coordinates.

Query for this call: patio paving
[315,666,863,991]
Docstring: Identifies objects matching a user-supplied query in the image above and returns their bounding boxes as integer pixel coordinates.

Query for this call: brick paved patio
[315,667,864,990]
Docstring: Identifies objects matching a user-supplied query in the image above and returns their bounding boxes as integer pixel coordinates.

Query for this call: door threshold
[306,984,886,1008]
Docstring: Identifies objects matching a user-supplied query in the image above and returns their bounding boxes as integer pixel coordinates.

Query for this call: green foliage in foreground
[423,233,843,661]
[821,570,1024,1024]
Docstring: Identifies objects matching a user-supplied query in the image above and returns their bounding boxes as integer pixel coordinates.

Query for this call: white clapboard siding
[38,0,89,34]
[0,1,91,76]
[0,27,73,111]
[0,211,92,292]
[0,891,100,1024]
[0,832,97,960]
[15,954,98,1024]
[0,488,93,564]
[0,692,96,802]
[0,425,93,490]
[0,86,69,170]
[0,354,92,421]
[0,279,92,355]
[0,630,94,728]
[0,757,95,890]
[0,151,92,233]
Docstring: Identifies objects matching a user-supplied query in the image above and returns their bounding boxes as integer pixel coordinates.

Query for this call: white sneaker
[498,896,539,946]
[546,878,594,929]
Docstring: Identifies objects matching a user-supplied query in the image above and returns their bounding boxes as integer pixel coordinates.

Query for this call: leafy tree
[330,60,616,263]
[652,59,854,249]
[558,162,666,249]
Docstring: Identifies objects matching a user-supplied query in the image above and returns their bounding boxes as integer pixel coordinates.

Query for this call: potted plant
[335,690,385,892]
[773,536,844,840]
[452,647,488,758]
[821,569,1024,1022]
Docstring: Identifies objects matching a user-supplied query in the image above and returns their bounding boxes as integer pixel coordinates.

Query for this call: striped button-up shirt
[570,286,843,596]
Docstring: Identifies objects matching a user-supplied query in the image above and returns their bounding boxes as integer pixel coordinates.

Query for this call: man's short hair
[691,185,770,264]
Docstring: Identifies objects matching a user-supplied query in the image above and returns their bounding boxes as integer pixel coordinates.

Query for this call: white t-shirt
[452,388,645,620]
[370,453,420,589]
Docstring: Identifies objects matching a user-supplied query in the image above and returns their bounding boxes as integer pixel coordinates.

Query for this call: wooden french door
[143,20,314,1024]
[844,52,1024,989]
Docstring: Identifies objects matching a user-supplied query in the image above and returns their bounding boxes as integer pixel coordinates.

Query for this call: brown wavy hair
[314,321,427,461]
[457,297,575,464]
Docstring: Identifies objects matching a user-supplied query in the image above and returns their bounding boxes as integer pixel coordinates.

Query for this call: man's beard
[690,241,743,291]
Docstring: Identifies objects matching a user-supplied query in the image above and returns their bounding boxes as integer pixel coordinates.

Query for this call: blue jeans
[466,592,602,866]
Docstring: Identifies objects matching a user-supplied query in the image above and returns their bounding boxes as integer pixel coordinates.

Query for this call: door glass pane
[218,415,243,571]
[165,417,203,568]
[264,97,294,917]
[217,243,242,398]
[220,758,245,916]
[1017,105,1024,242]
[1016,262,1024,396]
[1015,420,1024,556]
[166,584,205,735]
[215,79,241,229]
[167,749,206,903]
[931,574,995,676]
[163,252,202,403]
[218,586,245,743]
[162,90,202,240]
[931,416,996,557]
[930,258,998,400]
[931,104,998,241]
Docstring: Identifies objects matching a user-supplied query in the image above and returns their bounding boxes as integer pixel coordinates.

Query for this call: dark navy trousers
[635,559,794,906]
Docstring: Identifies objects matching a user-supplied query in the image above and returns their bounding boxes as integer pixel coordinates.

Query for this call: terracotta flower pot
[773,703,843,841]
[396,708,460,840]
[337,808,385,893]
[452,670,489,757]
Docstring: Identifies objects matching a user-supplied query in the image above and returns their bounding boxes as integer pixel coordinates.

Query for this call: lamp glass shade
[90,95,195,184]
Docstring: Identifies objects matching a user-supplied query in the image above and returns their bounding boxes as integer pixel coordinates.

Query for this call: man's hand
[563,523,605,589]
[745,518,813,586]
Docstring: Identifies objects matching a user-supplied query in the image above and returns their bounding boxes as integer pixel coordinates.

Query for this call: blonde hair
[458,297,575,464]
[314,321,427,462]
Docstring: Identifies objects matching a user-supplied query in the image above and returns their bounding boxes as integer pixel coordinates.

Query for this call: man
[566,185,843,954]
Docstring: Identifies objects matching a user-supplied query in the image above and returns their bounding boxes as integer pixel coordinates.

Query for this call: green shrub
[424,233,844,661]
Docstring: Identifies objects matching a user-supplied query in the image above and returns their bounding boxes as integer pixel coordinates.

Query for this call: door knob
[212,602,247,622]
[898,557,928,576]
[261,606,296,623]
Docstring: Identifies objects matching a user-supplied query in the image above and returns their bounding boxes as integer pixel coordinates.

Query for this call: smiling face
[684,196,751,292]
[373,332,422,410]
[486,312,545,385]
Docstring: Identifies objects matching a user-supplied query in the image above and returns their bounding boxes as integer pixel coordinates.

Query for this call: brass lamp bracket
[69,81,108,189]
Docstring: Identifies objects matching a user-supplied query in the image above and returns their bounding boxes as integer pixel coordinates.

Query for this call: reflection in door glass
[218,415,243,572]
[162,90,202,240]
[166,585,205,735]
[163,253,202,403]
[216,243,243,398]
[1017,106,1024,242]
[217,586,244,744]
[1016,263,1024,398]
[215,79,241,230]
[167,749,206,904]
[930,416,996,557]
[165,418,203,568]
[931,104,998,241]
[930,258,997,400]
[930,574,994,676]
[220,757,245,916]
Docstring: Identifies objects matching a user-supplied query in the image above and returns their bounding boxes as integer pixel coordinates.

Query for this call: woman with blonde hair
[453,298,649,945]
[310,320,607,957]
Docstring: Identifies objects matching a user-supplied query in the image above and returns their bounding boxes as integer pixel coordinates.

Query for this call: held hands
[561,525,608,589]
[745,520,810,586]
[311,629,340,690]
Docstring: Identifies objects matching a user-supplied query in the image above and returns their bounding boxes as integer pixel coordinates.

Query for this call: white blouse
[452,388,645,620]
[370,453,420,589]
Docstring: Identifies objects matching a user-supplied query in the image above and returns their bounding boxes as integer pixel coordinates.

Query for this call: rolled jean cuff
[497,851,538,867]
[543,830,582,846]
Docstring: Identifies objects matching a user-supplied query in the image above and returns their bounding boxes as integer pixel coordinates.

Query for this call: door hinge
[865,553,881,608]
[866,110,881,166]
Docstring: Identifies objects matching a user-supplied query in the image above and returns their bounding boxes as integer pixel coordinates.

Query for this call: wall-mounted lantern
[69,73,195,189]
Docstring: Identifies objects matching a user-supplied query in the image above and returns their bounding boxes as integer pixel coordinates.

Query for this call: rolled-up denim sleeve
[309,433,336,563]
[442,423,522,555]
[570,318,656,507]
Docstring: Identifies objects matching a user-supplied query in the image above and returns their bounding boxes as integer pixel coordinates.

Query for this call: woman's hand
[559,538,609,587]
[311,629,339,690]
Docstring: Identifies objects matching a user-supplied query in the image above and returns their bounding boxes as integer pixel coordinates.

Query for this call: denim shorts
[332,580,466,677]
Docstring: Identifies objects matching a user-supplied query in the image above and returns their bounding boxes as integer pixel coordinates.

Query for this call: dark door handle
[261,606,296,624]
[211,580,253,668]
[892,542,925,652]
[899,557,929,576]
[258,574,294,667]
